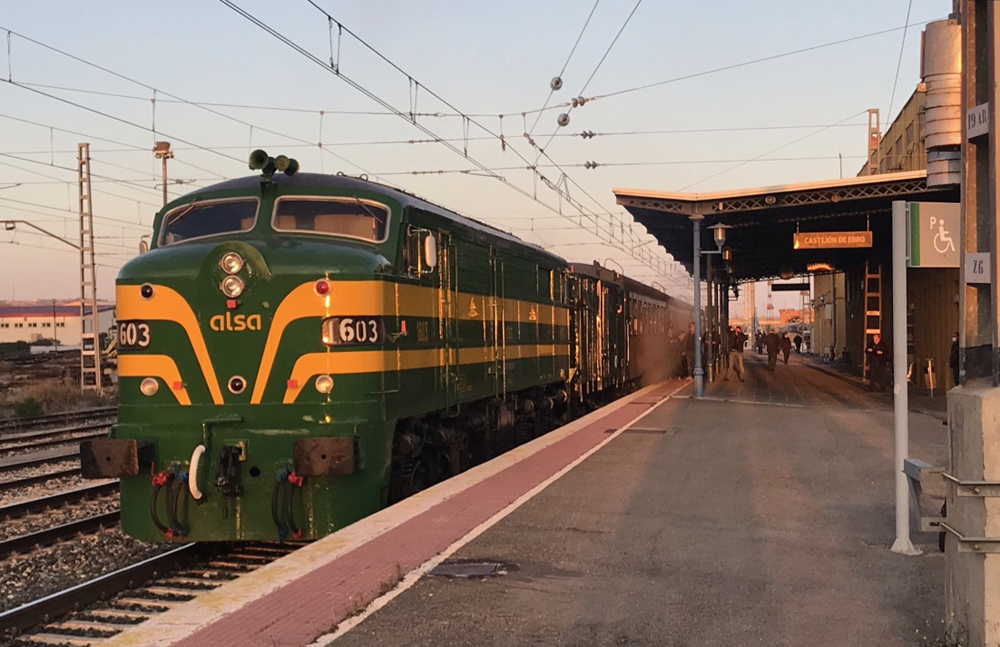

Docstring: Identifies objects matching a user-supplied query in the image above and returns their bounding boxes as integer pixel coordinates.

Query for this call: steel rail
[0,482,118,520]
[0,543,202,633]
[0,511,120,559]
[0,467,82,493]
[0,447,80,474]
[0,406,117,432]
[0,429,108,454]
[0,419,114,444]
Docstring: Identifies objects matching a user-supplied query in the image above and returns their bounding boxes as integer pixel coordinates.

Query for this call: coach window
[273,197,389,243]
[159,198,259,246]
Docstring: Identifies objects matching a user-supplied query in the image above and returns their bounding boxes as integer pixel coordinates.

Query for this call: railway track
[0,421,112,454]
[0,408,116,434]
[0,468,81,494]
[0,482,118,520]
[3,542,303,646]
[0,511,121,559]
[0,448,81,476]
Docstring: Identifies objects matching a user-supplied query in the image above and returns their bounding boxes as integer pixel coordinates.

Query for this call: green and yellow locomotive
[82,152,688,542]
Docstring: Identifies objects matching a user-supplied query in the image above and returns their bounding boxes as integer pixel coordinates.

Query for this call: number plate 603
[321,317,384,346]
[118,320,151,349]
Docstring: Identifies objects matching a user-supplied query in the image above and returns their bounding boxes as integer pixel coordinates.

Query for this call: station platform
[104,354,949,647]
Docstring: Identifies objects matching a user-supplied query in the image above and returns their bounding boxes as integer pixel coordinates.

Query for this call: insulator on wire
[580,130,596,139]
[584,161,599,170]
[557,113,570,127]
[550,76,563,91]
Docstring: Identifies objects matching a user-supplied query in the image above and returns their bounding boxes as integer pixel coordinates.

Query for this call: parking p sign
[908,202,960,268]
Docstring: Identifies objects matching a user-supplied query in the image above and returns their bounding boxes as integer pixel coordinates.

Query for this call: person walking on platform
[865,333,889,392]
[681,322,696,380]
[780,333,792,364]
[949,332,959,388]
[724,325,748,381]
[764,330,779,371]
[793,333,803,354]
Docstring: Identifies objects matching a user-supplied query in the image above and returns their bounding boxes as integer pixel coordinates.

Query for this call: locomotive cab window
[273,197,389,242]
[159,198,259,246]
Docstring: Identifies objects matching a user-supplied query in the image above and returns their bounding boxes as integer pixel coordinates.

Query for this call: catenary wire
[886,0,915,123]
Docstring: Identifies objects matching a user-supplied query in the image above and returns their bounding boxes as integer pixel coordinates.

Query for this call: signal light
[220,252,245,275]
[140,378,159,396]
[315,374,334,394]
[220,275,245,298]
[314,279,331,296]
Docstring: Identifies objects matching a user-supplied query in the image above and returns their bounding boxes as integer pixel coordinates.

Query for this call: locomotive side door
[440,233,459,411]
[489,248,506,398]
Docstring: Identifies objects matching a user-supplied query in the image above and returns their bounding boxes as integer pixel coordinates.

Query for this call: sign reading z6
[118,320,151,350]
[321,316,384,346]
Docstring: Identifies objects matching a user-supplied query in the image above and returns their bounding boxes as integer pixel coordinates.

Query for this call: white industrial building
[0,301,116,346]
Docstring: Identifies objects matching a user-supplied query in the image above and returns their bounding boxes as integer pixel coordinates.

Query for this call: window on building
[14,323,23,328]
[895,137,903,168]
[57,322,65,328]
[0,323,7,328]
[28,323,37,328]
[906,122,915,148]
[42,322,51,328]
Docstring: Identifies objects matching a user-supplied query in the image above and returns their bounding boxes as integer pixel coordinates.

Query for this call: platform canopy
[614,171,959,282]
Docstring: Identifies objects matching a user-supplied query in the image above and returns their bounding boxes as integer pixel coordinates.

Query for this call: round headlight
[140,377,159,396]
[219,252,245,275]
[315,374,334,394]
[220,275,245,298]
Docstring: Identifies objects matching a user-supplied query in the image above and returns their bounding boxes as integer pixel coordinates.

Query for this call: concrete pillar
[946,384,1000,646]
[947,2,1000,644]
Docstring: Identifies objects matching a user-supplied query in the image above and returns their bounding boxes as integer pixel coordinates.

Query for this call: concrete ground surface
[333,354,949,647]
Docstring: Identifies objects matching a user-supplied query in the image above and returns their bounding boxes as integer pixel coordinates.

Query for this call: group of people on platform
[668,323,805,381]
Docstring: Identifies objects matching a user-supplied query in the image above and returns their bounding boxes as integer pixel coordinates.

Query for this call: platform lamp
[691,222,731,397]
[153,141,174,208]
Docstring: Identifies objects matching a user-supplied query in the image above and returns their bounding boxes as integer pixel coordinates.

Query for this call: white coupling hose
[189,444,206,501]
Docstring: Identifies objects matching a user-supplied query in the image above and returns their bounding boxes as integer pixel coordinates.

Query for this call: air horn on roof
[249,150,300,183]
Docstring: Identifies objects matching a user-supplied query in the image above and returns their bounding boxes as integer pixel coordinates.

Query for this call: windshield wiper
[349,194,382,222]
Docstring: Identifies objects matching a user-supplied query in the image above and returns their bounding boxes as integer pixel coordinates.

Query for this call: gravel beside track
[0,495,119,541]
[0,408,117,433]
[0,470,89,506]
[0,527,173,615]
[0,430,108,459]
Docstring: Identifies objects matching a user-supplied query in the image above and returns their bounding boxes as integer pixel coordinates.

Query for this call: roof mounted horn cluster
[249,149,300,183]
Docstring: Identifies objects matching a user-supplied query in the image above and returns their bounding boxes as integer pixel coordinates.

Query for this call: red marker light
[172,381,184,391]
[401,320,407,334]
[287,379,298,389]
[315,279,331,296]
[226,299,237,309]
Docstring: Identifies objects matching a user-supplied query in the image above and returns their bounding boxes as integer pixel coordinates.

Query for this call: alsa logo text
[209,313,263,332]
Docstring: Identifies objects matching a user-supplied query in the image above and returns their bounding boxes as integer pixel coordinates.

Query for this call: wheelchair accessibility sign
[908,201,959,268]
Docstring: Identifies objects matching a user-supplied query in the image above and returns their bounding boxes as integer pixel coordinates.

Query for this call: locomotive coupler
[214,445,244,518]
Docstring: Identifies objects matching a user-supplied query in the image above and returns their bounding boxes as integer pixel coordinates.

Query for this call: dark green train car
[83,168,574,541]
[82,154,688,542]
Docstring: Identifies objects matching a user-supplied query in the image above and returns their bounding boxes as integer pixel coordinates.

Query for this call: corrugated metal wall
[908,268,960,393]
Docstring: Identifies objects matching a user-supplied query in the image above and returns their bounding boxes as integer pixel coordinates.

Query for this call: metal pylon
[867,108,881,175]
[78,143,102,393]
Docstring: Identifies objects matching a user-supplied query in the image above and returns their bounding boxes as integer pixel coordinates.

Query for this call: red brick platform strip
[174,394,667,647]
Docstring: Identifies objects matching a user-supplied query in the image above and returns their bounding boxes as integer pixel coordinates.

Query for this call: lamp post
[691,221,731,397]
[153,141,173,208]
